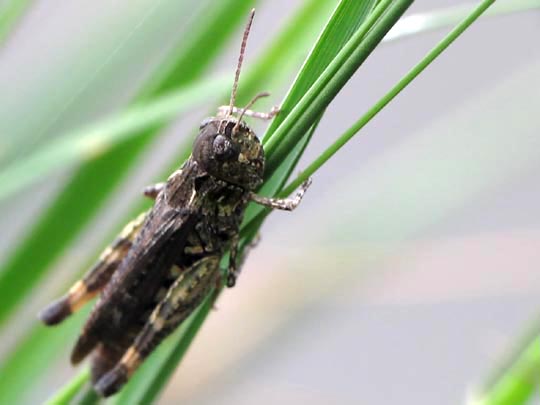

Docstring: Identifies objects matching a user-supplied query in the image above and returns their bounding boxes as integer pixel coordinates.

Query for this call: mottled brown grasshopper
[39,9,310,397]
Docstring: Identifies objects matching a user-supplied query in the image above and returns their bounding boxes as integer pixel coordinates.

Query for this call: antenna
[228,8,255,116]
[233,92,269,133]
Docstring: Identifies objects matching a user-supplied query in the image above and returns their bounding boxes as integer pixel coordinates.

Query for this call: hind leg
[39,212,147,325]
[249,178,312,211]
[93,256,221,397]
[91,343,125,386]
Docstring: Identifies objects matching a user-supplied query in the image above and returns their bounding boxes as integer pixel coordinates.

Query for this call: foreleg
[249,178,312,211]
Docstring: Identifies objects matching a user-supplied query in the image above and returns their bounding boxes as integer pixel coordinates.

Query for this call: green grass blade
[0,309,89,404]
[0,0,32,44]
[134,0,256,100]
[263,0,414,175]
[0,0,257,328]
[282,0,498,195]
[75,387,99,405]
[0,1,201,165]
[45,369,90,405]
[472,329,540,405]
[0,75,230,202]
[263,0,377,138]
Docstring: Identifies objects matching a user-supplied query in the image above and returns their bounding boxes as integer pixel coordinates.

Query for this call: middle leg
[226,233,260,288]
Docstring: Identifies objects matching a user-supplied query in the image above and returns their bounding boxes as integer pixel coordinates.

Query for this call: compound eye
[213,135,233,158]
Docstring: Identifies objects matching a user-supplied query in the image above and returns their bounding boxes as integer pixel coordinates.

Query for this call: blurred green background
[0,0,539,404]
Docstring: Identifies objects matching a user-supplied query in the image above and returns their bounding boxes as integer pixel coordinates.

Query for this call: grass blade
[0,309,89,404]
[264,0,377,137]
[283,0,498,194]
[264,0,414,175]
[0,75,230,202]
[0,0,32,44]
[45,369,90,405]
[471,337,540,405]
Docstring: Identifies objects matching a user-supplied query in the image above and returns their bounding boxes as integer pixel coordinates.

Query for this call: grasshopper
[39,9,311,397]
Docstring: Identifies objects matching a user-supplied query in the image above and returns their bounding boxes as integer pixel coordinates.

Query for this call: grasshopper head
[192,117,264,190]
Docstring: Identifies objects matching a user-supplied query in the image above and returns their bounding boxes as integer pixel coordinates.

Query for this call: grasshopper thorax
[192,117,264,190]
